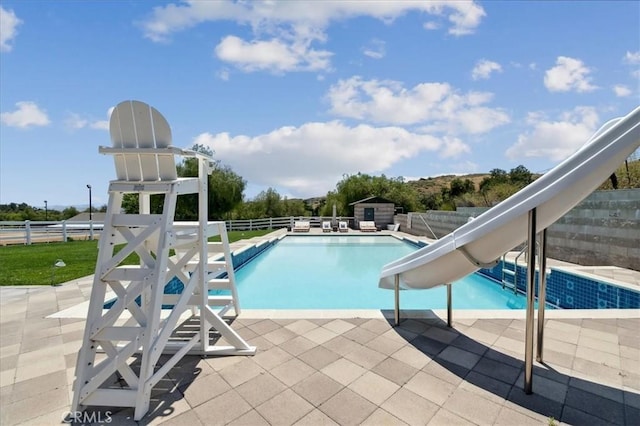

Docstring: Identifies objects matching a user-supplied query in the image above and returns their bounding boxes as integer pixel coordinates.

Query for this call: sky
[1,1,639,210]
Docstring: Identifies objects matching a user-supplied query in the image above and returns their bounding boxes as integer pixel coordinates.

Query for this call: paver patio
[1,276,638,425]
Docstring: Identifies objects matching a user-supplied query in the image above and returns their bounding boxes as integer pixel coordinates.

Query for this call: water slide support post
[536,229,548,363]
[525,208,536,394]
[447,284,452,328]
[394,274,400,326]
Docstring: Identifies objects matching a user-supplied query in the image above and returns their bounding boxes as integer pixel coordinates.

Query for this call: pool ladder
[502,244,529,294]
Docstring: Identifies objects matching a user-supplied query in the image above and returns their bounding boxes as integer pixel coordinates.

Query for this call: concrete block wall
[547,189,639,270]
[397,189,639,271]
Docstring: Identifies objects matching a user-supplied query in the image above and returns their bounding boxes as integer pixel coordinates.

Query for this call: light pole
[44,200,48,221]
[86,184,93,241]
[86,184,92,221]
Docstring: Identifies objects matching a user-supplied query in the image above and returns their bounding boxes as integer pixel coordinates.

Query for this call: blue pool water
[232,235,544,310]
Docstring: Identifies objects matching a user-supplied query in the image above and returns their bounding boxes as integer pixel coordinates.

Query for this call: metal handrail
[417,213,438,240]
[502,241,539,294]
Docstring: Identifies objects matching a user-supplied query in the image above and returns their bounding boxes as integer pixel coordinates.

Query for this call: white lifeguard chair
[71,100,255,421]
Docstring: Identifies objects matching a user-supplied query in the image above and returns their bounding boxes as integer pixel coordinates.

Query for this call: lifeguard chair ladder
[71,100,255,421]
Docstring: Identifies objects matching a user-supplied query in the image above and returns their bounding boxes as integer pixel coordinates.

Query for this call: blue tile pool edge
[479,261,639,309]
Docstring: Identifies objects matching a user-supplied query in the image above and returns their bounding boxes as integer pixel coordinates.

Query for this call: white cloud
[143,1,486,41]
[65,113,88,130]
[215,35,331,73]
[142,1,485,73]
[63,107,113,131]
[192,121,446,198]
[1,101,50,128]
[440,137,471,158]
[91,120,109,130]
[471,59,502,80]
[362,39,386,59]
[613,85,631,97]
[623,51,640,79]
[624,50,640,64]
[327,76,509,133]
[91,107,113,130]
[544,56,597,93]
[423,21,440,31]
[506,106,599,161]
[0,6,22,52]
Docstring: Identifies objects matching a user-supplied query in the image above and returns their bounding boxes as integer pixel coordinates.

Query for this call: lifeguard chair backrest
[109,100,177,181]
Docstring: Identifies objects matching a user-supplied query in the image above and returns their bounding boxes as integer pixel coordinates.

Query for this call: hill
[407,158,639,198]
[406,173,489,198]
[598,159,640,190]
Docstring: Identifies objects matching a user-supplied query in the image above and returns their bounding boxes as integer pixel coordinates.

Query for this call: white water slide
[379,106,640,292]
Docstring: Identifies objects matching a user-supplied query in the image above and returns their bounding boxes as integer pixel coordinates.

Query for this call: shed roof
[349,196,395,206]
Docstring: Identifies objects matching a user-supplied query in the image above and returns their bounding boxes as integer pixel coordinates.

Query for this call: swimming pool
[231,235,546,310]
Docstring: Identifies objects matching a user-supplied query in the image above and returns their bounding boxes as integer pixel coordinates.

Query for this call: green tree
[121,144,245,220]
[282,198,308,217]
[254,188,283,218]
[330,173,421,215]
[62,206,79,220]
[209,165,245,219]
[420,193,441,211]
[508,165,533,188]
[319,192,342,216]
[449,178,475,198]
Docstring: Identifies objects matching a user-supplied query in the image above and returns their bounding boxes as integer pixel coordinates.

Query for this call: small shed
[349,196,395,230]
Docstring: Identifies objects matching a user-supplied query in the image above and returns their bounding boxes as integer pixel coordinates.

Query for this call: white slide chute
[379,106,640,291]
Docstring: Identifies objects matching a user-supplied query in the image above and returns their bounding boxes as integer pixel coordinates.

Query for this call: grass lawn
[0,229,274,286]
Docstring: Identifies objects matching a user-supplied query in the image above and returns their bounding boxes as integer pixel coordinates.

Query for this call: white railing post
[270,217,273,229]
[25,220,31,245]
[62,220,68,242]
[89,220,94,241]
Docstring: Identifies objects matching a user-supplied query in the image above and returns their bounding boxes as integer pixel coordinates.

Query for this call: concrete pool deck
[1,230,639,425]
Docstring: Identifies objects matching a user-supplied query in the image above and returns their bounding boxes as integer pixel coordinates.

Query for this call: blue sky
[1,1,638,209]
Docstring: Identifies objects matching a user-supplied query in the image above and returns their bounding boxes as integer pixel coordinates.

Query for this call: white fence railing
[226,216,354,231]
[0,221,104,245]
[0,216,355,245]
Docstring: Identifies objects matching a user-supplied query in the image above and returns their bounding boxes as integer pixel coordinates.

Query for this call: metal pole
[524,208,537,394]
[44,200,48,221]
[86,185,92,221]
[394,274,400,326]
[446,284,452,328]
[536,229,548,363]
[87,184,93,241]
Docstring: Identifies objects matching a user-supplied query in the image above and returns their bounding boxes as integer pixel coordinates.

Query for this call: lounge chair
[338,221,349,232]
[293,221,310,232]
[322,221,332,232]
[359,221,377,232]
